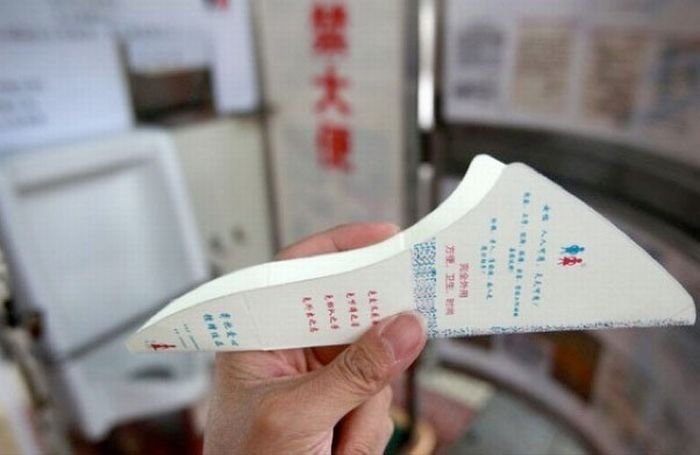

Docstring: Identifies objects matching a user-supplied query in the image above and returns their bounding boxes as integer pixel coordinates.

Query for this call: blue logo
[561,244,585,255]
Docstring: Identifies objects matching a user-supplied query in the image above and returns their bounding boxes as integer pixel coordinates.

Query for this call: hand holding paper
[128,155,696,353]
[204,225,426,454]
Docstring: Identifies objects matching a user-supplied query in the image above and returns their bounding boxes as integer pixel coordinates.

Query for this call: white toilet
[0,130,210,440]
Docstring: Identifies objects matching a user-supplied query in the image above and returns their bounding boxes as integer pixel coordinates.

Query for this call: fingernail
[380,312,426,362]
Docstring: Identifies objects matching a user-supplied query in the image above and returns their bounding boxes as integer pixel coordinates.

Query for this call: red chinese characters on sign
[303,296,319,333]
[346,292,360,327]
[311,3,347,55]
[314,66,350,114]
[311,2,352,172]
[325,294,340,329]
[316,123,351,171]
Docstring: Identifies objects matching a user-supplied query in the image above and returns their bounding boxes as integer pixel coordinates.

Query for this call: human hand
[203,223,427,454]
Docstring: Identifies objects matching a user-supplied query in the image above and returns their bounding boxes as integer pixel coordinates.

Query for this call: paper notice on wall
[512,21,573,115]
[443,0,700,167]
[0,31,132,152]
[582,29,650,129]
[120,28,211,73]
[255,0,408,246]
[0,0,258,114]
[127,155,695,353]
[115,0,258,113]
[635,38,700,165]
[449,21,509,110]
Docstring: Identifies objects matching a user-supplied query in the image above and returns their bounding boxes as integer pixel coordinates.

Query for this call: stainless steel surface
[443,126,700,239]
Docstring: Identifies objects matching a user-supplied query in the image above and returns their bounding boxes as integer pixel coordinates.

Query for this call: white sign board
[1,0,258,114]
[443,0,700,167]
[0,31,133,152]
[256,0,409,245]
[114,0,258,114]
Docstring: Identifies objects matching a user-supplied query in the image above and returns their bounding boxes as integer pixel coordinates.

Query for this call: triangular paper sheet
[128,155,695,352]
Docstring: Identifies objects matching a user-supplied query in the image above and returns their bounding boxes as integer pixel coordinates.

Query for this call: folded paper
[127,155,696,352]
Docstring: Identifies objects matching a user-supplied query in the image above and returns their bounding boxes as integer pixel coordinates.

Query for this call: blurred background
[0,0,698,454]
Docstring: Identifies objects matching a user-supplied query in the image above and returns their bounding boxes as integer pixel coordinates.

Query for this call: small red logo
[558,256,583,267]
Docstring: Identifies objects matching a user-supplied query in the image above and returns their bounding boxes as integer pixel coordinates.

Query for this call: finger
[214,350,301,382]
[334,387,394,454]
[293,311,426,429]
[276,222,399,260]
[306,345,348,368]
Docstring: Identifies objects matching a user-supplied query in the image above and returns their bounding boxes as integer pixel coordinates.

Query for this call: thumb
[296,311,426,428]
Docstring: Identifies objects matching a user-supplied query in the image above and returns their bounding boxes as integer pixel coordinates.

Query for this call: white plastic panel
[0,131,208,358]
[56,329,209,440]
[171,117,274,273]
[0,31,133,153]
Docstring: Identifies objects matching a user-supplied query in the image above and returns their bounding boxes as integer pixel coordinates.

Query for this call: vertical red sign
[311,2,352,172]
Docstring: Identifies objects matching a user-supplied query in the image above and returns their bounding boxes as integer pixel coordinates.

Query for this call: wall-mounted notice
[256,0,409,246]
[0,31,132,152]
[582,29,650,129]
[114,0,258,114]
[0,0,258,114]
[512,21,573,115]
[443,0,700,167]
[637,37,700,161]
[451,21,508,110]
